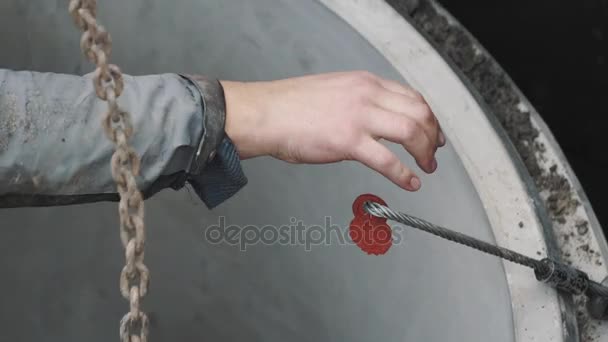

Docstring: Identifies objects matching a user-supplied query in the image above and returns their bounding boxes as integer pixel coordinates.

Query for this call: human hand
[220,71,445,191]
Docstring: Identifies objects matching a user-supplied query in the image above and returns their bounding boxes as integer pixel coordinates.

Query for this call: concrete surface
[0,0,516,341]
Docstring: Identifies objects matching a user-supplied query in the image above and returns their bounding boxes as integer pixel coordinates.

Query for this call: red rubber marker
[349,194,392,255]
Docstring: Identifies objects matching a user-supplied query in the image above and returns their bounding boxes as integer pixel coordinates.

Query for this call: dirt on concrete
[408,0,581,223]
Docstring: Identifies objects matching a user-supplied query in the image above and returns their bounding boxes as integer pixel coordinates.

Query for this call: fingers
[347,72,443,174]
[367,109,437,173]
[377,78,425,101]
[376,78,447,147]
[372,91,441,148]
[438,130,446,147]
[353,139,421,191]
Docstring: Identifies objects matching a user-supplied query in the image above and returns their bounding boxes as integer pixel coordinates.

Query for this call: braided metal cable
[364,202,550,274]
[588,280,608,298]
[364,201,608,300]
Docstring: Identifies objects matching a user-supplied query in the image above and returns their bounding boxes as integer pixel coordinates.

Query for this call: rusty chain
[68,1,150,341]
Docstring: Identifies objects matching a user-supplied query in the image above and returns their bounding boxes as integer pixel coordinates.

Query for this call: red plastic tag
[349,194,392,255]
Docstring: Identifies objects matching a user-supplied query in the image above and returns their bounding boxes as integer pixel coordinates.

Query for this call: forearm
[0,69,247,208]
[0,69,442,209]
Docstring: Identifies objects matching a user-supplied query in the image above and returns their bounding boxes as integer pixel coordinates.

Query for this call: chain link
[68,1,149,340]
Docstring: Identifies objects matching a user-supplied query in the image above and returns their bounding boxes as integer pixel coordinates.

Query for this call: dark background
[438,0,608,229]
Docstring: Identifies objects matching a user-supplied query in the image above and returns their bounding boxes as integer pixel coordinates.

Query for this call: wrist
[221,80,275,160]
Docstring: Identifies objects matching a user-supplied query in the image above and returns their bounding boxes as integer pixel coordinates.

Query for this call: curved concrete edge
[532,116,608,272]
[410,1,608,340]
[429,0,608,282]
[320,0,564,341]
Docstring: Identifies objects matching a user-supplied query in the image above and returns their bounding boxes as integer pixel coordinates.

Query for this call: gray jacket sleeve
[0,69,247,208]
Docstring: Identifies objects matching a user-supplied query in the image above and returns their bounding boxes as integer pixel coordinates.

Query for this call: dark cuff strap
[180,75,227,174]
[188,137,248,209]
[178,75,248,208]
